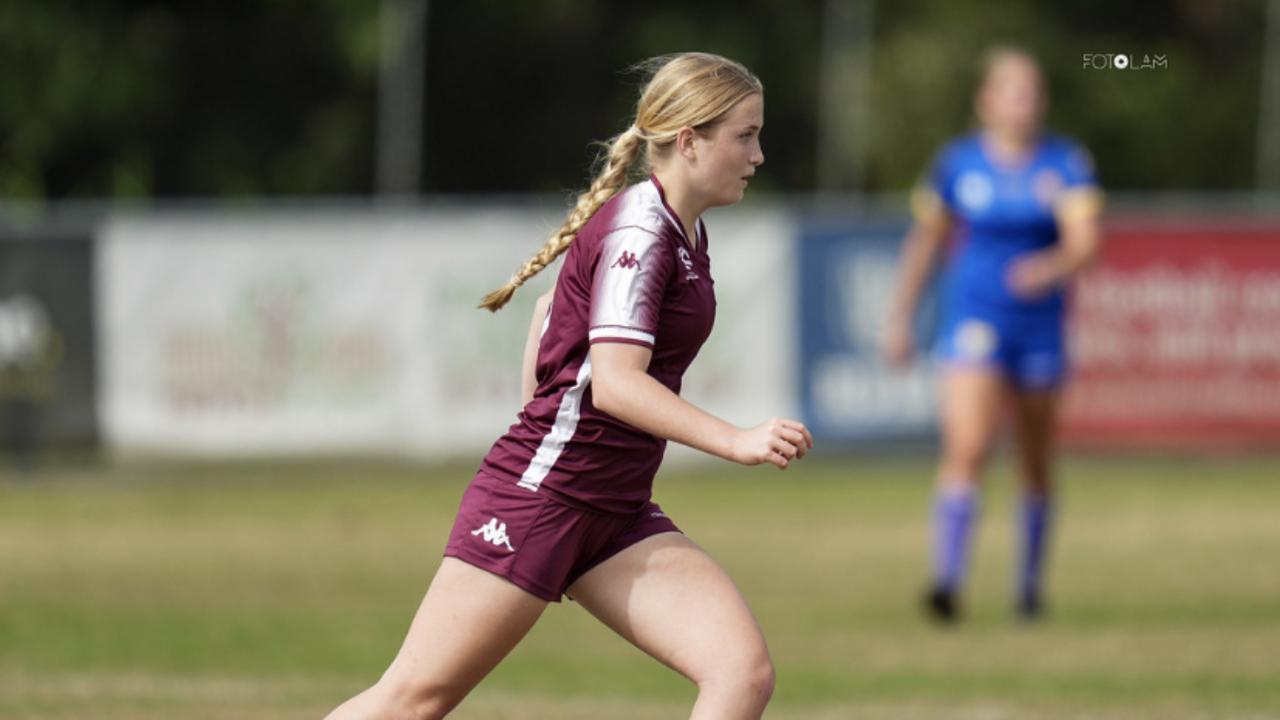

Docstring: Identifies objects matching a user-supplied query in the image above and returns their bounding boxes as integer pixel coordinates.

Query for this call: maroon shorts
[443,473,681,602]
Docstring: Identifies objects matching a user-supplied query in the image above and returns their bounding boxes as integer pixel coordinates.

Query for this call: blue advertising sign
[797,220,940,442]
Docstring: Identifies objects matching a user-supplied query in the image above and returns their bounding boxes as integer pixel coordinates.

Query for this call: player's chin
[717,182,748,206]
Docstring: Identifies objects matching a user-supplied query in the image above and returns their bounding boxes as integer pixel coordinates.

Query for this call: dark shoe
[924,585,960,624]
[1016,591,1044,622]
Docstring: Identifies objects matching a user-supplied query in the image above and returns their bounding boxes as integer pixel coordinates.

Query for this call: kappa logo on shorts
[610,251,640,270]
[471,517,516,552]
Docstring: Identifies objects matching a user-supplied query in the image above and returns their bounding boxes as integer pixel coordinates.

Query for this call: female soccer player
[326,52,812,720]
[881,46,1103,622]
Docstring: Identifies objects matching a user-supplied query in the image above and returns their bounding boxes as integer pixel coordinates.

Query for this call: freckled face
[690,93,765,207]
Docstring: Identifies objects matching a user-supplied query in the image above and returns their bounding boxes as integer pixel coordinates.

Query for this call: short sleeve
[1062,143,1099,188]
[1055,141,1104,221]
[588,228,675,347]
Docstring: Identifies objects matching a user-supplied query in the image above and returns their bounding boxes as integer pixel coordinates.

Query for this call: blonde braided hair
[478,127,644,311]
[479,52,762,311]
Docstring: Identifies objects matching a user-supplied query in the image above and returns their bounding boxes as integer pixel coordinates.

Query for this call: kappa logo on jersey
[470,517,515,551]
[610,251,640,270]
[676,246,699,280]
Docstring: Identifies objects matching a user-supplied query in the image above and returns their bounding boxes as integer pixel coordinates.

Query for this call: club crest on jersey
[1032,169,1064,207]
[956,171,994,212]
[470,517,515,552]
[610,251,640,270]
[677,246,699,280]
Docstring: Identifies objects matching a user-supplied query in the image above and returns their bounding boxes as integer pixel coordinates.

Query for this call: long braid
[479,52,762,311]
[478,127,645,311]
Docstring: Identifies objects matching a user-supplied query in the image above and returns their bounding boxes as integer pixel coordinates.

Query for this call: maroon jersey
[479,176,716,514]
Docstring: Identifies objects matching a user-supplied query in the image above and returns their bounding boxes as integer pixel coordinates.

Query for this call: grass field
[2,452,1279,719]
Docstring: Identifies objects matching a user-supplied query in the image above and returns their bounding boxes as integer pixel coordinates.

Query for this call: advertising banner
[1063,220,1280,448]
[797,219,939,443]
[0,232,98,454]
[797,216,1280,450]
[98,207,793,457]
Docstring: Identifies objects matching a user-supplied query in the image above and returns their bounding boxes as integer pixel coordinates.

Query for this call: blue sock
[933,485,979,592]
[1019,492,1053,604]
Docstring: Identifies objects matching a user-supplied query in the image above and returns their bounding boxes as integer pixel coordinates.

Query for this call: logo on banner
[611,251,640,270]
[0,295,55,369]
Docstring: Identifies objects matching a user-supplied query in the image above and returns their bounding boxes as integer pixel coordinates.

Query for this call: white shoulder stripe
[517,357,592,492]
[611,180,681,241]
[642,178,690,244]
[588,327,655,344]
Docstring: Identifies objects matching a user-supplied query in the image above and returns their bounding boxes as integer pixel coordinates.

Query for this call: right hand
[730,418,814,469]
[879,317,916,368]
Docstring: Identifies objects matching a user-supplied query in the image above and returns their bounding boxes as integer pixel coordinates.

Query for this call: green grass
[2,453,1279,719]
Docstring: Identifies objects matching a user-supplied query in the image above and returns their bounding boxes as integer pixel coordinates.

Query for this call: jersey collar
[649,174,703,250]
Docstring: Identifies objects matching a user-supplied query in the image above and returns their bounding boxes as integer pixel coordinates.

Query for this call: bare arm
[1008,187,1105,297]
[880,190,951,367]
[520,289,555,406]
[590,342,813,469]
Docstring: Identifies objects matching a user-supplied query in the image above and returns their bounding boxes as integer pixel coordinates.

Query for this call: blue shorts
[936,309,1067,389]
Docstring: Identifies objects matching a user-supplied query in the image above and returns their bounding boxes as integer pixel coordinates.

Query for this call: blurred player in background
[881,46,1104,623]
[327,52,812,720]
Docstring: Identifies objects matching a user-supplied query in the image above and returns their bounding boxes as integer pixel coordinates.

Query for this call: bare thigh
[1009,388,1060,493]
[380,558,548,703]
[325,557,548,719]
[938,366,1009,485]
[565,532,769,684]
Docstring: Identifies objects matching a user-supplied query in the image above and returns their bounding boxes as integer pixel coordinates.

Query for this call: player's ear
[675,126,698,161]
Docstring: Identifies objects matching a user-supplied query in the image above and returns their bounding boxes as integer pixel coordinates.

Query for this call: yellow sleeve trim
[1056,186,1105,223]
[910,186,947,229]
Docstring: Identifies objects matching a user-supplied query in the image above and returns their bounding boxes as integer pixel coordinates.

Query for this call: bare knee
[1020,469,1052,495]
[372,678,465,720]
[939,454,985,486]
[750,656,777,704]
[696,649,776,708]
[940,437,989,480]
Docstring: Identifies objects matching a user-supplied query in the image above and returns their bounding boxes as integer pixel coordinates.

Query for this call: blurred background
[2,1,1278,719]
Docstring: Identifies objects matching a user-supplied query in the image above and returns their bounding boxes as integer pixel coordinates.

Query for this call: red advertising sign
[1063,219,1280,449]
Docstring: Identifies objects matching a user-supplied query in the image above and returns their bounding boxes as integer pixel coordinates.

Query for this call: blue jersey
[922,132,1100,388]
[924,132,1099,318]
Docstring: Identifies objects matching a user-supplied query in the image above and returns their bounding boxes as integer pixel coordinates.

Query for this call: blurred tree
[419,0,821,195]
[868,0,1265,191]
[0,0,378,198]
[0,0,1266,197]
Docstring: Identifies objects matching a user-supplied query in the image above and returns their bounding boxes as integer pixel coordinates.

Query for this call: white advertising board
[98,205,795,458]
